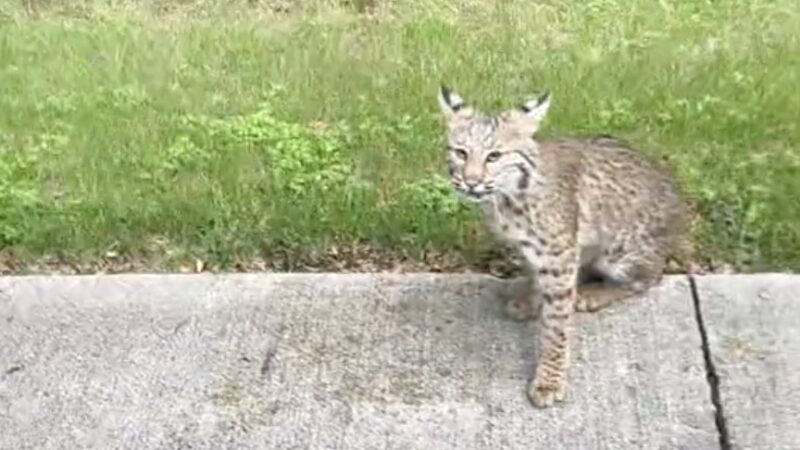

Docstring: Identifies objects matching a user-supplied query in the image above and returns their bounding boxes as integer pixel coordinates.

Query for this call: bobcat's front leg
[524,244,579,408]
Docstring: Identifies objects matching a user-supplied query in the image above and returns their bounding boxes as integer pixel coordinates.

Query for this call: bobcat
[436,86,688,408]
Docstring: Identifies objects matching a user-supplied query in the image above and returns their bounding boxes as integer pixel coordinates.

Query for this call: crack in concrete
[688,275,732,450]
[260,348,276,376]
[3,365,23,376]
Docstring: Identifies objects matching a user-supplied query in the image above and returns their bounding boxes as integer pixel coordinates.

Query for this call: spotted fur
[437,85,688,408]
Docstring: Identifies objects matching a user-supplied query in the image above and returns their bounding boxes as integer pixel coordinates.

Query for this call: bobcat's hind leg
[575,248,665,313]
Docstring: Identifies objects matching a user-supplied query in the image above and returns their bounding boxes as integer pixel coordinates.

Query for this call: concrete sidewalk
[0,273,796,449]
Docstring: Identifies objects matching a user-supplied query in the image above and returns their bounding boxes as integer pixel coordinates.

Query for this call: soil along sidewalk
[0,273,793,449]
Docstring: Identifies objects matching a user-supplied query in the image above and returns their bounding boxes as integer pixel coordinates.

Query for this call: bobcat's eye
[486,151,502,163]
[451,148,468,160]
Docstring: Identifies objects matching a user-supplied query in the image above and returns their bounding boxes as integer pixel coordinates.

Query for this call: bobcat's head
[437,86,551,202]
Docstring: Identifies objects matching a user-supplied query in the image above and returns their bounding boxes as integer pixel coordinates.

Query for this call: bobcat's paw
[505,296,538,321]
[574,284,637,313]
[573,295,600,313]
[527,377,567,408]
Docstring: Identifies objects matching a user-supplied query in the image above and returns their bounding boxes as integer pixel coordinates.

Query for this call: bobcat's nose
[464,176,481,188]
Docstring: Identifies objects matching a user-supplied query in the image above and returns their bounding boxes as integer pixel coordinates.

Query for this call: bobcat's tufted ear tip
[540,89,550,100]
[508,89,551,137]
[439,85,465,111]
[519,90,551,114]
[438,84,470,119]
[536,90,550,107]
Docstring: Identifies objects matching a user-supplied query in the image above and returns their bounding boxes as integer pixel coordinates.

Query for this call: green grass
[0,0,798,271]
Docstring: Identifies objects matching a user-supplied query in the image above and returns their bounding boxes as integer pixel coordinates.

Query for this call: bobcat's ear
[438,85,474,122]
[505,90,551,136]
